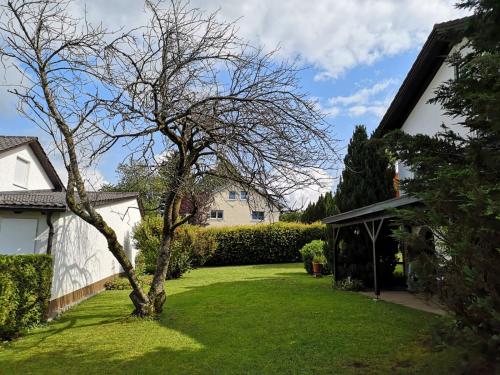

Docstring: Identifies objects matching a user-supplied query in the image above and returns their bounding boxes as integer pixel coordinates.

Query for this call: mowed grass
[0,263,462,374]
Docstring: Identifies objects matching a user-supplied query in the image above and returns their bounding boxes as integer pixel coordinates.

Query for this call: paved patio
[360,291,447,315]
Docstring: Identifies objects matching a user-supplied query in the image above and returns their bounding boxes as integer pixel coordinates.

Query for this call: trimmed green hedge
[203,222,326,266]
[0,255,53,340]
[133,220,326,271]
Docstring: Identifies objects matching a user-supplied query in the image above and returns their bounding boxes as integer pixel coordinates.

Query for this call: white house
[0,136,142,316]
[377,17,469,183]
[206,186,280,227]
[322,17,470,295]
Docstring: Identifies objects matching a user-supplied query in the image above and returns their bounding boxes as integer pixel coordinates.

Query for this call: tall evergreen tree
[301,191,337,223]
[387,1,500,364]
[335,125,397,287]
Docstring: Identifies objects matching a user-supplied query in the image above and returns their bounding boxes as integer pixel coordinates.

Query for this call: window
[251,211,265,221]
[14,157,30,188]
[210,210,224,220]
[0,218,38,254]
[240,191,248,200]
[228,191,237,200]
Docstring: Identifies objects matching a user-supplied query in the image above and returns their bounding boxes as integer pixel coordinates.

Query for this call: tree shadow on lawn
[0,272,451,375]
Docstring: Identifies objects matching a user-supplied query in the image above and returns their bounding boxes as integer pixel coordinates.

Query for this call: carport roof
[322,195,421,227]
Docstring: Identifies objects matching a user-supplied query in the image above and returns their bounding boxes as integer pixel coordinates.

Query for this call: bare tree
[1,0,338,317]
[0,0,152,316]
[97,0,339,313]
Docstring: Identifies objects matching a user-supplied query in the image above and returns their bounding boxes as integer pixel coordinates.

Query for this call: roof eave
[375,17,470,137]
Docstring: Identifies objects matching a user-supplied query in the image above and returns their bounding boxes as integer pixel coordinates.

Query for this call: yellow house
[206,186,280,227]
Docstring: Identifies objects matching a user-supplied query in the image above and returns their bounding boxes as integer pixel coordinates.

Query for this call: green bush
[104,274,153,290]
[335,276,364,291]
[133,216,208,279]
[0,255,53,340]
[203,222,326,266]
[299,240,330,275]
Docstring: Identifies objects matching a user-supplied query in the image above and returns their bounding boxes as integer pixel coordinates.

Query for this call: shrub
[0,255,53,340]
[312,253,327,265]
[203,222,326,266]
[133,216,207,279]
[299,240,330,275]
[335,276,364,291]
[104,274,153,290]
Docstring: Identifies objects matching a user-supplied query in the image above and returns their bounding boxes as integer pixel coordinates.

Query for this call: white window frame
[13,156,30,189]
[228,191,237,200]
[210,210,224,220]
[251,211,265,221]
[240,191,248,200]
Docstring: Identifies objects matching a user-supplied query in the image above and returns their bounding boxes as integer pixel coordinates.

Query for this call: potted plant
[312,254,327,277]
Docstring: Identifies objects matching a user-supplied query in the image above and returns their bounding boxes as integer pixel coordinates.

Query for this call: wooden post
[363,219,384,298]
[332,226,340,283]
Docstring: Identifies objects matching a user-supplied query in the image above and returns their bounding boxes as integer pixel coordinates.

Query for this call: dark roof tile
[0,136,37,153]
[0,190,139,211]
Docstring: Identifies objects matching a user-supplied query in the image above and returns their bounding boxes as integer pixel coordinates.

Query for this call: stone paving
[360,290,447,315]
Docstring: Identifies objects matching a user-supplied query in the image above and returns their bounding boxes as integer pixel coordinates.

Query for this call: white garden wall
[50,198,142,300]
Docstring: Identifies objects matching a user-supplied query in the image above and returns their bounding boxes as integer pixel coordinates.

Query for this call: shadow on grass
[0,270,457,375]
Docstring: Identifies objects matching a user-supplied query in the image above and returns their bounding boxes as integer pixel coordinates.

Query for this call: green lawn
[0,263,462,374]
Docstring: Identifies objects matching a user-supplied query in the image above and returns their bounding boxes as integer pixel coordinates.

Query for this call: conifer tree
[387,0,500,363]
[301,192,337,223]
[335,125,397,287]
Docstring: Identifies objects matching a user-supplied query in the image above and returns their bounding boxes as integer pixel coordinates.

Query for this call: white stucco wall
[49,198,142,300]
[0,144,55,191]
[0,198,142,301]
[206,188,280,227]
[397,42,469,183]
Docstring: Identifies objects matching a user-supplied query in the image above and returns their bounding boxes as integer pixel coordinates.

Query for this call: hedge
[202,222,326,266]
[0,255,53,340]
[133,220,326,271]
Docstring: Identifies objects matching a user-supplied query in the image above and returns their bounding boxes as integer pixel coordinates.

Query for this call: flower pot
[312,262,323,276]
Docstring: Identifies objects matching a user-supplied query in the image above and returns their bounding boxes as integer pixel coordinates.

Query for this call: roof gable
[0,136,65,191]
[375,17,470,137]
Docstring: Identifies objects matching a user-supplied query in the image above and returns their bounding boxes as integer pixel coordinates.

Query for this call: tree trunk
[148,231,173,313]
[148,166,186,314]
[90,210,153,316]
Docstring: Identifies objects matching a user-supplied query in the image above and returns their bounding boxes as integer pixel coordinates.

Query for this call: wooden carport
[322,195,421,297]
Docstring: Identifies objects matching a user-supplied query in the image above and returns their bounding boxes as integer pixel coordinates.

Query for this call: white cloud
[327,78,399,119]
[51,154,108,191]
[189,0,468,80]
[329,79,397,106]
[82,167,109,191]
[0,59,24,116]
[283,167,335,209]
[70,0,468,80]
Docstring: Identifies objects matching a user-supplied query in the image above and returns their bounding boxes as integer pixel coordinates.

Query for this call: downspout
[46,211,54,255]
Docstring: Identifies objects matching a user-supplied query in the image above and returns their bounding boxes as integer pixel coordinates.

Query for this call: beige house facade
[206,187,280,227]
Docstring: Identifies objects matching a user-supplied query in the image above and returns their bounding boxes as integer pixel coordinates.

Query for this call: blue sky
[0,0,467,203]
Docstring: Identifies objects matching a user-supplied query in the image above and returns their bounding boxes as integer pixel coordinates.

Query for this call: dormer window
[228,191,237,200]
[14,157,30,188]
